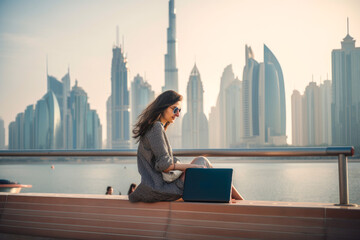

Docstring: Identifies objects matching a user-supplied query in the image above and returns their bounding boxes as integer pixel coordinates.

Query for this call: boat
[0,179,32,193]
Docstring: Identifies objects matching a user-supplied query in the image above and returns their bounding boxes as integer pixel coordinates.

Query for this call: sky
[0,0,360,146]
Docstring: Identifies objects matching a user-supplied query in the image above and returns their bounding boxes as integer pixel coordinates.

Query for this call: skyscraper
[0,117,4,149]
[34,91,62,149]
[332,20,360,150]
[106,96,112,149]
[304,82,321,145]
[69,81,88,149]
[86,108,102,149]
[241,44,286,146]
[225,77,243,147]
[47,68,71,149]
[110,39,131,149]
[163,0,178,93]
[131,74,155,127]
[15,113,24,149]
[163,0,181,148]
[209,65,235,148]
[182,64,208,148]
[262,45,287,145]
[24,105,35,149]
[8,121,16,150]
[242,46,260,140]
[320,80,332,145]
[291,79,332,146]
[291,90,303,146]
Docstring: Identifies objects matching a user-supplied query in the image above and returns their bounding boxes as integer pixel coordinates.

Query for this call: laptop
[182,168,233,203]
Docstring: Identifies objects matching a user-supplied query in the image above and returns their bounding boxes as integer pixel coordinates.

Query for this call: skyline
[1,0,360,145]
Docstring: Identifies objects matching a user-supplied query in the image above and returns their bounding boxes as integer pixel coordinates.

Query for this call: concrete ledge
[1,193,359,239]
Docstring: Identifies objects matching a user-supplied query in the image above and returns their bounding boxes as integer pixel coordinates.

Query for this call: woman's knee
[191,156,212,168]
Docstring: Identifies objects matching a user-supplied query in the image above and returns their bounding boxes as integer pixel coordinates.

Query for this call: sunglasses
[173,107,181,114]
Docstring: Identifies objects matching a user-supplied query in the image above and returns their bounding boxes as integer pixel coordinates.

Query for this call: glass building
[131,74,155,128]
[34,91,62,149]
[24,105,35,149]
[182,64,209,148]
[110,44,130,149]
[332,22,360,150]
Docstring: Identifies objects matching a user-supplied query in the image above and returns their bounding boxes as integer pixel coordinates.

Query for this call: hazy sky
[1,0,359,146]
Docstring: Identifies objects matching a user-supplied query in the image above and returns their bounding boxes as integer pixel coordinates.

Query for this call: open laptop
[182,168,233,203]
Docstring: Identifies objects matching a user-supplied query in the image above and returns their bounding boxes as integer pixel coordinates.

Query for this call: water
[1,159,360,204]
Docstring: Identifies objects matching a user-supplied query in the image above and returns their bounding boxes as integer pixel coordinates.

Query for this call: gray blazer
[129,121,183,202]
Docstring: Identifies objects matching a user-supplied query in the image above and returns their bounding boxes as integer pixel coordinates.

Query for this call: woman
[105,186,113,195]
[129,90,243,202]
[127,183,137,195]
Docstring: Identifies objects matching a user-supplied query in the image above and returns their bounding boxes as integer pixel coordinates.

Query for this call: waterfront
[1,157,359,204]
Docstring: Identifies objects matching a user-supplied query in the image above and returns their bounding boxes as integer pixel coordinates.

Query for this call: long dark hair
[132,90,182,141]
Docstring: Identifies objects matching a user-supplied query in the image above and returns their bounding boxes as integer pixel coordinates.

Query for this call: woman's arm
[163,162,204,172]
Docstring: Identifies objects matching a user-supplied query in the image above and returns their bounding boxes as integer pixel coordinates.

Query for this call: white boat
[0,179,32,193]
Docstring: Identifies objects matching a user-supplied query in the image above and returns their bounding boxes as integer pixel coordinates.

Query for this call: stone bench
[1,193,359,239]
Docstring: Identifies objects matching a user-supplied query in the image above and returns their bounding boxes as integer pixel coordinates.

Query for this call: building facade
[162,0,181,148]
[209,65,235,148]
[241,44,287,146]
[131,74,155,127]
[34,91,62,149]
[332,22,360,151]
[291,80,332,146]
[182,64,209,148]
[225,77,243,147]
[163,0,178,93]
[110,44,131,149]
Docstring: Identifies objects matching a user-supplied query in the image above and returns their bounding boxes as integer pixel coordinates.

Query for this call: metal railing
[0,146,355,206]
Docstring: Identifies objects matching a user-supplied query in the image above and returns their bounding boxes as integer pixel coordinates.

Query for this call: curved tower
[264,44,286,137]
[34,91,62,149]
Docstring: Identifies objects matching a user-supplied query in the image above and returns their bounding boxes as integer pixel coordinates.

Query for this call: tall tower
[110,30,131,149]
[163,0,178,92]
[163,0,181,148]
[332,19,360,149]
[182,64,208,148]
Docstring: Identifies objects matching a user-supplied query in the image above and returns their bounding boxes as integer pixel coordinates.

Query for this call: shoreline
[1,156,360,164]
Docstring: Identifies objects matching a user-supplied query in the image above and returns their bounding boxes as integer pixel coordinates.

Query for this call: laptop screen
[183,168,233,203]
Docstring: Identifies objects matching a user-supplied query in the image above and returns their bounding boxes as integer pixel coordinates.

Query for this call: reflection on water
[0,159,359,204]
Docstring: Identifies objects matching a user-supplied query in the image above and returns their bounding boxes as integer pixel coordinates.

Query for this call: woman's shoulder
[145,121,164,137]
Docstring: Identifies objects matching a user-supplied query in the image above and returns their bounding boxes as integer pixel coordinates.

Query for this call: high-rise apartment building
[320,80,332,145]
[182,64,208,148]
[332,20,360,149]
[24,105,35,149]
[291,90,303,146]
[69,81,88,149]
[225,77,243,147]
[291,79,332,146]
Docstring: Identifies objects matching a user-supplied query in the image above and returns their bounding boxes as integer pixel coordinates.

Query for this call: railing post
[338,154,349,205]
